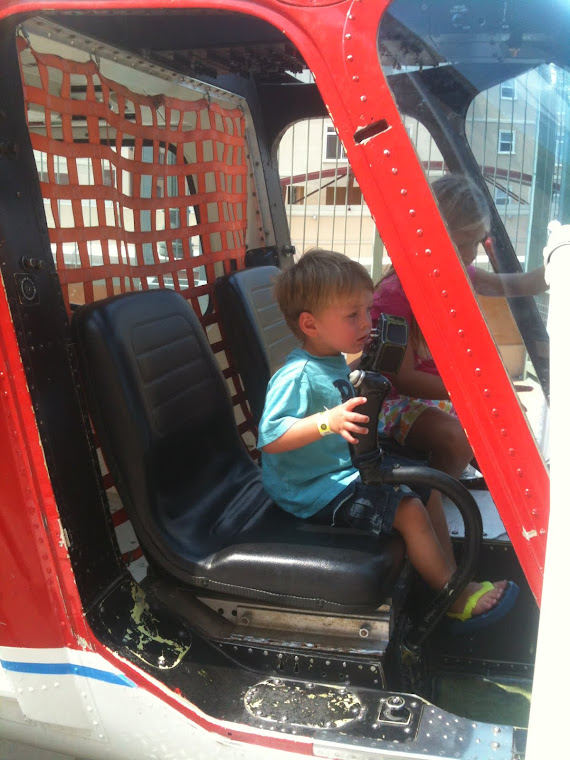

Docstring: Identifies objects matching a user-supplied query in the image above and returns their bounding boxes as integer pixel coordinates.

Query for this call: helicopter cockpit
[0,1,563,757]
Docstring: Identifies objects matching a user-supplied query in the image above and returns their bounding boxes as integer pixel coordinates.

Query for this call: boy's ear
[298,311,317,337]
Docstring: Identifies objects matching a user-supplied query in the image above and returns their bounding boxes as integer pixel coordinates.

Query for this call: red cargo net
[19,38,258,566]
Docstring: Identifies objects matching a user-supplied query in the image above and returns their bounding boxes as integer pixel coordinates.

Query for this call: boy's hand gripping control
[348,369,392,484]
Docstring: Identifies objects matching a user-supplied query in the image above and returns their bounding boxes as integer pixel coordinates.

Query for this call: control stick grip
[349,369,392,483]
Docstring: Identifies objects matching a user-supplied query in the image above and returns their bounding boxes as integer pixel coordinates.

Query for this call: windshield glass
[376,0,570,457]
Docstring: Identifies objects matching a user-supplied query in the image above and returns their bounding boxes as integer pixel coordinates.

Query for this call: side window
[374,0,566,456]
[278,118,383,278]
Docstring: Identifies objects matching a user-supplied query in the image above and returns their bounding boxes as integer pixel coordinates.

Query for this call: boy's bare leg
[393,496,507,616]
[393,496,455,590]
[425,489,455,569]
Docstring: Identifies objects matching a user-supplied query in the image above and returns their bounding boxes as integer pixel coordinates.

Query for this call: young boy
[258,249,517,631]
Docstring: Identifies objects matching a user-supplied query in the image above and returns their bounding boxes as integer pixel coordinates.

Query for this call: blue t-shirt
[257,347,359,518]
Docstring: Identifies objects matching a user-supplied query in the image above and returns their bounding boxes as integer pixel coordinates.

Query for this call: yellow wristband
[316,411,332,436]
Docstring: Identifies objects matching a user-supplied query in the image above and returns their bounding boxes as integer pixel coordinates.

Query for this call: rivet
[347,54,354,61]
[401,188,408,196]
[532,508,538,516]
[346,33,352,40]
[409,209,416,217]
[474,368,482,376]
[517,468,524,477]
[508,448,516,456]
[391,166,398,173]
[442,290,448,298]
[417,228,424,237]
[383,149,391,156]
[449,309,456,317]
[424,247,431,255]
[484,388,491,396]
[492,408,499,417]
[360,95,367,102]
[525,489,532,498]
[352,75,359,82]
[432,267,440,277]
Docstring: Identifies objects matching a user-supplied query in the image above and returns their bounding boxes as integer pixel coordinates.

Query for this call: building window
[555,135,565,165]
[325,185,363,206]
[285,185,305,204]
[324,125,347,161]
[102,167,116,187]
[500,81,516,99]
[494,187,509,206]
[498,130,515,154]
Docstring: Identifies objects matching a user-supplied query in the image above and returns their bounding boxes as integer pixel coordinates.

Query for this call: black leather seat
[215,265,299,425]
[72,289,405,612]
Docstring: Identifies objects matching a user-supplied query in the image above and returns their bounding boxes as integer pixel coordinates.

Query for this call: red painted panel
[0,277,88,648]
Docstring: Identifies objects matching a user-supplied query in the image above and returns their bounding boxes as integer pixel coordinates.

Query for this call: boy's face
[302,289,373,356]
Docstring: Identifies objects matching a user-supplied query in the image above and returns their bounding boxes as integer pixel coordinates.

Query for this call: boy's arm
[262,396,370,453]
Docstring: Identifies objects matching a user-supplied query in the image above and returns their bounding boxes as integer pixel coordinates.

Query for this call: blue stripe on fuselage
[0,659,136,687]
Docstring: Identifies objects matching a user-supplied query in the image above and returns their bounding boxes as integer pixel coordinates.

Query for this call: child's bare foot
[450,580,508,618]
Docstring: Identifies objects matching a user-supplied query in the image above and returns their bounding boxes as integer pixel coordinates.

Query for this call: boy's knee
[394,496,429,530]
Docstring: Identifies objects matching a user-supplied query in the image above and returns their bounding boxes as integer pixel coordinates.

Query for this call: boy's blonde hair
[274,249,373,338]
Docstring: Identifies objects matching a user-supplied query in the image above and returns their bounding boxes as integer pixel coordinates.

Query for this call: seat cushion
[190,501,405,611]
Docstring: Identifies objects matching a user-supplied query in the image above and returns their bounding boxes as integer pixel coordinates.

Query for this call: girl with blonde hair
[372,174,547,478]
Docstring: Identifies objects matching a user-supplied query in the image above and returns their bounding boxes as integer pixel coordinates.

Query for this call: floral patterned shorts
[378,394,456,445]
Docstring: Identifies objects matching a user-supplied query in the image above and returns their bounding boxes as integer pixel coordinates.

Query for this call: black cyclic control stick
[347,315,483,648]
[348,368,391,483]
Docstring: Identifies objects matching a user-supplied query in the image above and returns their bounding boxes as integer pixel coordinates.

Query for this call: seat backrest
[72,289,272,575]
[215,266,299,424]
